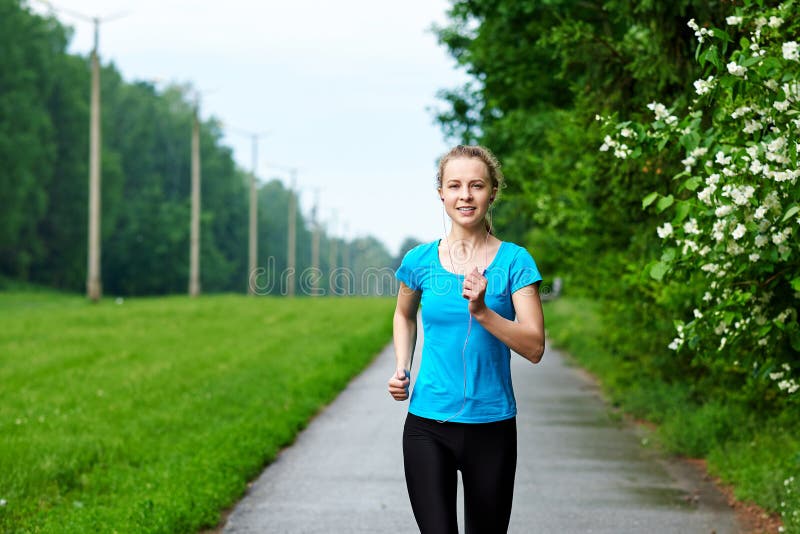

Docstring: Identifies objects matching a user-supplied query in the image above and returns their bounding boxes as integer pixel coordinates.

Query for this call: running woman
[388,144,546,533]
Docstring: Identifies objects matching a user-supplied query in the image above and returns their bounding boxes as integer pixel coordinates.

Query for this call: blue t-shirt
[395,240,542,423]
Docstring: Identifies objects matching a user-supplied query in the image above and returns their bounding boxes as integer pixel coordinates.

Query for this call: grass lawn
[0,291,394,533]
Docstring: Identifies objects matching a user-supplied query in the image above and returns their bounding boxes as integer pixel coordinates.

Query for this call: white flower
[0,499,5,507]
[703,292,712,302]
[714,321,727,335]
[774,100,790,111]
[768,16,784,28]
[754,206,767,220]
[715,151,732,165]
[731,106,751,119]
[732,224,746,240]
[771,372,785,380]
[620,127,634,138]
[767,136,786,153]
[668,338,683,350]
[726,16,743,25]
[694,76,715,95]
[749,253,760,262]
[657,222,673,239]
[727,62,747,76]
[691,147,708,158]
[687,18,711,42]
[730,185,755,205]
[784,42,800,62]
[755,234,768,248]
[743,120,762,134]
[697,186,715,205]
[684,218,701,235]
[783,81,800,101]
[715,205,732,217]
[648,101,665,118]
[693,308,703,319]
[712,220,726,241]
[614,144,632,159]
[727,242,744,256]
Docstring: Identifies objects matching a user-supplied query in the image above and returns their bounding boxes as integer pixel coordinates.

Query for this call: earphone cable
[437,201,490,424]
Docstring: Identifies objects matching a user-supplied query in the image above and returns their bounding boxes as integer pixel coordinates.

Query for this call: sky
[29,0,469,257]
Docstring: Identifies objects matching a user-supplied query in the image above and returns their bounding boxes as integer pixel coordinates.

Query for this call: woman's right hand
[387,367,410,401]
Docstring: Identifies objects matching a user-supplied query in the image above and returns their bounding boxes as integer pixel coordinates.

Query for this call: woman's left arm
[463,268,545,363]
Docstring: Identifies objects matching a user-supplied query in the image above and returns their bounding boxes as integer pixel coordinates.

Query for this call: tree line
[0,0,400,297]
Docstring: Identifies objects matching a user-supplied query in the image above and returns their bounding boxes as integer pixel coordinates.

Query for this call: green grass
[0,291,394,533]
[544,295,800,532]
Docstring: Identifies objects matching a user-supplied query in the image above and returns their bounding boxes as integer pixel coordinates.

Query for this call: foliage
[599,0,800,406]
[0,291,394,532]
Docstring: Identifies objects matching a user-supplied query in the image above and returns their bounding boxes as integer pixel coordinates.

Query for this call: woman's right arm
[388,281,421,401]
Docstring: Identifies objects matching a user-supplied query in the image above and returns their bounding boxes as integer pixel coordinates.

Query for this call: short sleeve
[395,247,422,291]
[510,247,542,293]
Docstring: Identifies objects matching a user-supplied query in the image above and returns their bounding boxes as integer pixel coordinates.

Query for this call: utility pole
[86,17,102,301]
[32,2,125,302]
[222,125,268,295]
[189,99,201,297]
[311,189,320,296]
[247,134,265,296]
[329,211,338,295]
[342,221,350,296]
[287,169,297,297]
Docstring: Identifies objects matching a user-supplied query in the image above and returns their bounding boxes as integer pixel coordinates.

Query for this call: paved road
[223,339,742,533]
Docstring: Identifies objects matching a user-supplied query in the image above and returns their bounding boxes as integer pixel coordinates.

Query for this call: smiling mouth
[457,207,476,212]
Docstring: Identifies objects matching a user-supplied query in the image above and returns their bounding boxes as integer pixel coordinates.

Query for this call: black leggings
[402,412,517,534]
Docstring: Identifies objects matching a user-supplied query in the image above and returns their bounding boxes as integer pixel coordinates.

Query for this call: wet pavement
[222,337,742,533]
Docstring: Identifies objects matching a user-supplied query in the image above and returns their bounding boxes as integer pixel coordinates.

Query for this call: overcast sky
[30,0,469,256]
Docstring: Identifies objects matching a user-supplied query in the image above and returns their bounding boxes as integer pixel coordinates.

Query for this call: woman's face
[439,157,496,230]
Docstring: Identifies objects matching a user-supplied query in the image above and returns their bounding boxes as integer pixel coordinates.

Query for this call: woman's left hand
[463,267,488,315]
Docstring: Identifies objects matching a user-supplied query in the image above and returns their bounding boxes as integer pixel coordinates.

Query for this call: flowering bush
[599,0,799,406]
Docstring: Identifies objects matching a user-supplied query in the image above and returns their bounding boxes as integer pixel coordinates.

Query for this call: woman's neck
[447,226,490,247]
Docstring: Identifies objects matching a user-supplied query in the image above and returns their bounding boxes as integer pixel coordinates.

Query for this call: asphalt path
[222,336,742,533]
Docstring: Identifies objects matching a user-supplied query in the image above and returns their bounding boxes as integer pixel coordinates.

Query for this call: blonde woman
[388,145,545,533]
